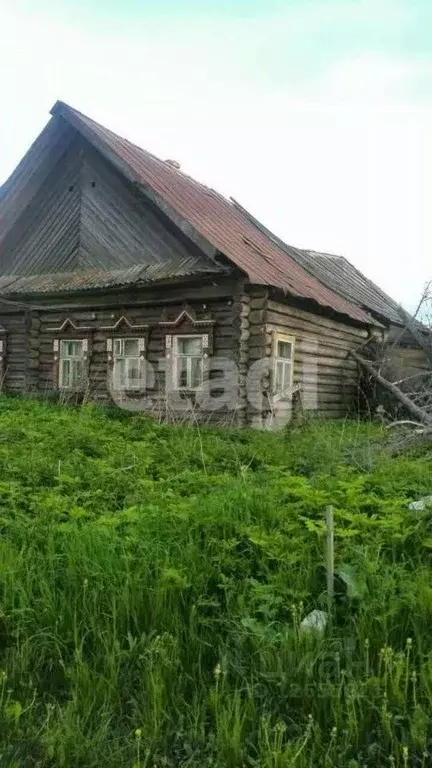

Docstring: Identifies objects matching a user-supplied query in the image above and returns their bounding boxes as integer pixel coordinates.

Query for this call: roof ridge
[308,249,401,308]
[52,101,223,197]
[2,101,378,325]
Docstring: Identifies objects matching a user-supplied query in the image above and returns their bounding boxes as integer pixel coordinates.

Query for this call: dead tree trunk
[350,350,432,427]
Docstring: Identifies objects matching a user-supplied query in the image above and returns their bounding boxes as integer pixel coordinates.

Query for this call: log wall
[385,346,430,382]
[262,295,370,423]
[3,282,411,427]
[0,281,242,424]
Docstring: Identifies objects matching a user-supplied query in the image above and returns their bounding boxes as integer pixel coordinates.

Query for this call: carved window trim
[53,326,92,391]
[160,306,215,395]
[159,307,215,329]
[54,337,91,391]
[99,315,149,332]
[46,317,92,333]
[171,334,210,391]
[165,332,213,394]
[106,336,147,392]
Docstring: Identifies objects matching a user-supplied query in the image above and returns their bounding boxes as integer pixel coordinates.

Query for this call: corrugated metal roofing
[296,251,404,325]
[0,262,221,296]
[46,101,374,326]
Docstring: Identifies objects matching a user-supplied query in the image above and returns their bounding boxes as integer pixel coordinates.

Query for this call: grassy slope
[0,399,431,767]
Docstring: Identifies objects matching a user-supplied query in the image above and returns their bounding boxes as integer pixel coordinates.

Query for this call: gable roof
[0,101,377,326]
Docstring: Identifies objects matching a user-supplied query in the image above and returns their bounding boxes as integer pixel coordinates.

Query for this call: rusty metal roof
[0,262,221,296]
[294,251,404,325]
[227,200,400,327]
[44,101,375,326]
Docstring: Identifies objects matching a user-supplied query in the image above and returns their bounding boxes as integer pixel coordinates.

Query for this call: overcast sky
[1,0,431,310]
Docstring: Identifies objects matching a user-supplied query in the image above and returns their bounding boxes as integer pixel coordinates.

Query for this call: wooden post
[325,505,335,606]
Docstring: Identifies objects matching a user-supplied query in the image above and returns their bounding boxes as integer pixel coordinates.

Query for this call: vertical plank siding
[1,138,213,279]
[0,140,83,275]
[0,313,28,394]
[79,148,210,271]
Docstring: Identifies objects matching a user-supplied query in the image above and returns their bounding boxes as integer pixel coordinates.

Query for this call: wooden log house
[0,102,427,425]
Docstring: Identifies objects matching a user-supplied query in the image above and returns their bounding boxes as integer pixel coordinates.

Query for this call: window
[173,335,205,390]
[112,337,144,390]
[59,339,85,389]
[273,334,294,397]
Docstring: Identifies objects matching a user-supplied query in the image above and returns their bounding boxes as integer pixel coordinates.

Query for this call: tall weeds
[0,397,430,766]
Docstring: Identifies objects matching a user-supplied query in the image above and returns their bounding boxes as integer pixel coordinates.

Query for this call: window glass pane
[114,358,127,388]
[70,359,83,387]
[177,357,188,388]
[60,359,70,387]
[124,338,140,357]
[275,361,284,393]
[60,357,84,388]
[277,340,292,360]
[114,339,124,357]
[177,337,203,355]
[127,359,140,382]
[60,340,83,358]
[282,362,292,392]
[191,356,203,388]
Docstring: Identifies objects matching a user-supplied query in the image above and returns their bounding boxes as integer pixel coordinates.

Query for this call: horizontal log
[267,301,369,336]
[266,316,366,347]
[294,360,358,374]
[249,297,267,310]
[296,346,351,361]
[299,381,357,393]
[249,310,266,325]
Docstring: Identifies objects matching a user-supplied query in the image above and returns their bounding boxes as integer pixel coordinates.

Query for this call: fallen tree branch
[351,350,432,426]
[387,420,427,431]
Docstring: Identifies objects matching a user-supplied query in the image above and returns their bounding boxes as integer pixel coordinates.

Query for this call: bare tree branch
[351,350,432,426]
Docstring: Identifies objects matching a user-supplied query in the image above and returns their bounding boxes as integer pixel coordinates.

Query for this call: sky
[1,0,431,310]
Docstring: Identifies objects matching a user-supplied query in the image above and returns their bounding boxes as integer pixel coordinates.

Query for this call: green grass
[0,397,431,766]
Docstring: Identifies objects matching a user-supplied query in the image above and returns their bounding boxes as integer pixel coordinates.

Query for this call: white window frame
[58,338,86,389]
[108,337,146,391]
[172,334,206,391]
[272,333,295,398]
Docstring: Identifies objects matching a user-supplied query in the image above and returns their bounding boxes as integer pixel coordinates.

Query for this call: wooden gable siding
[1,137,212,278]
[0,138,83,275]
[79,147,207,270]
[0,117,76,242]
[1,313,28,394]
